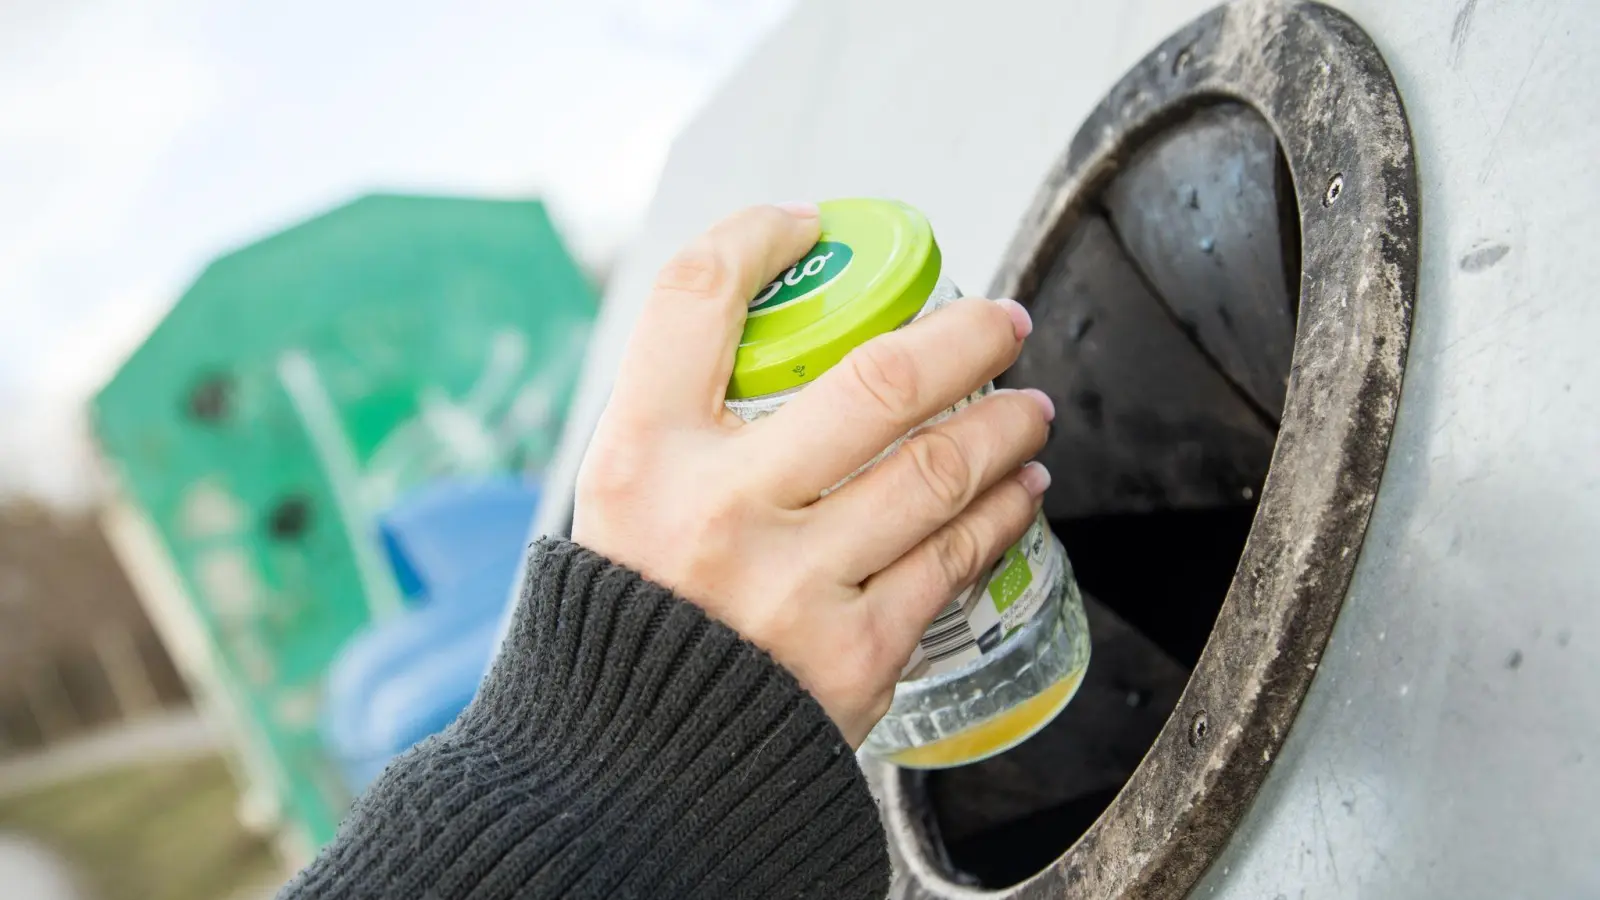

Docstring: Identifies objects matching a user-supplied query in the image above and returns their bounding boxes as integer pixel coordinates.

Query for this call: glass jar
[725,198,1091,767]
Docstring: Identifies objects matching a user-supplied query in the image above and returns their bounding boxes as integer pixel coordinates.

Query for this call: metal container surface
[525,1,1600,895]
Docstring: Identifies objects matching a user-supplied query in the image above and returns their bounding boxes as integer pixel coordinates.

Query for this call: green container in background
[91,194,597,850]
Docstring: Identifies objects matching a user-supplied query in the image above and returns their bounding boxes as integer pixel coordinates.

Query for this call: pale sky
[0,0,792,505]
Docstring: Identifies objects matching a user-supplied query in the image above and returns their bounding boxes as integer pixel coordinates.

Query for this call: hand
[572,203,1054,746]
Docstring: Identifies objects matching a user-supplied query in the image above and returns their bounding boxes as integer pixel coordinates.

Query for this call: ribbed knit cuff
[283,539,889,900]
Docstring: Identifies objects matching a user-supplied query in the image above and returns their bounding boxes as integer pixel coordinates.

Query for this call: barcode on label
[920,598,978,663]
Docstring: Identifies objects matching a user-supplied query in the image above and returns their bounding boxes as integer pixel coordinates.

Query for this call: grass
[0,755,283,900]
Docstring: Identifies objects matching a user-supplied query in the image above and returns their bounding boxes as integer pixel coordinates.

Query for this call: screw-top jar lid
[728,198,941,399]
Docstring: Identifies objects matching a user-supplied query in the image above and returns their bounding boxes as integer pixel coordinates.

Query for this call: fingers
[611,203,821,427]
[863,463,1050,663]
[810,387,1054,582]
[742,297,1032,506]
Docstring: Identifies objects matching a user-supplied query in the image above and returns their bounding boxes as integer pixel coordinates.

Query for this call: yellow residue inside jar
[886,667,1088,769]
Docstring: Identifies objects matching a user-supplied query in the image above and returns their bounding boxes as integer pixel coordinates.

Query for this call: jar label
[902,512,1062,678]
[748,241,853,316]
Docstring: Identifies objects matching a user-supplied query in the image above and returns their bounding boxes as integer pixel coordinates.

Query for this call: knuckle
[653,245,732,299]
[845,339,921,416]
[904,430,974,511]
[931,518,987,587]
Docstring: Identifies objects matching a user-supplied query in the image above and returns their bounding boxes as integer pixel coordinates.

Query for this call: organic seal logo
[987,544,1034,613]
[748,241,853,316]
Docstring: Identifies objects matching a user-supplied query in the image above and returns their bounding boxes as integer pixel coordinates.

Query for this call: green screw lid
[728,198,941,399]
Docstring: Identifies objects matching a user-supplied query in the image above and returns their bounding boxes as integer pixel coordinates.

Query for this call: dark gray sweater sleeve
[278,539,890,900]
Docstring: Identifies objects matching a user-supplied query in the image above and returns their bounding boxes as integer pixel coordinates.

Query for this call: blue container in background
[323,477,538,791]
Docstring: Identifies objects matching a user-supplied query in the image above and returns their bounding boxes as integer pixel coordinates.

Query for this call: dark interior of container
[920,100,1301,889]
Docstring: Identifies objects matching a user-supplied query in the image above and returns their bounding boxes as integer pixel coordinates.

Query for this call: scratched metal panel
[1193,0,1600,896]
[1100,102,1297,420]
[531,0,1600,896]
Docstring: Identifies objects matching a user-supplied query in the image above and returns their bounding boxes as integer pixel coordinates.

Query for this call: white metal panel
[1198,1,1600,896]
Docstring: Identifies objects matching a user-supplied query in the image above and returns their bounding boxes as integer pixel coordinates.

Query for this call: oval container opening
[916,100,1301,889]
[871,4,1417,896]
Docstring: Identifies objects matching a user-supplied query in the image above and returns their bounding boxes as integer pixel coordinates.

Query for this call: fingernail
[1020,388,1055,422]
[776,201,820,218]
[1019,461,1052,497]
[995,298,1032,341]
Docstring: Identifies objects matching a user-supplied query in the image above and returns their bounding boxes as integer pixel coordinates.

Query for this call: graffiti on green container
[93,195,597,847]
